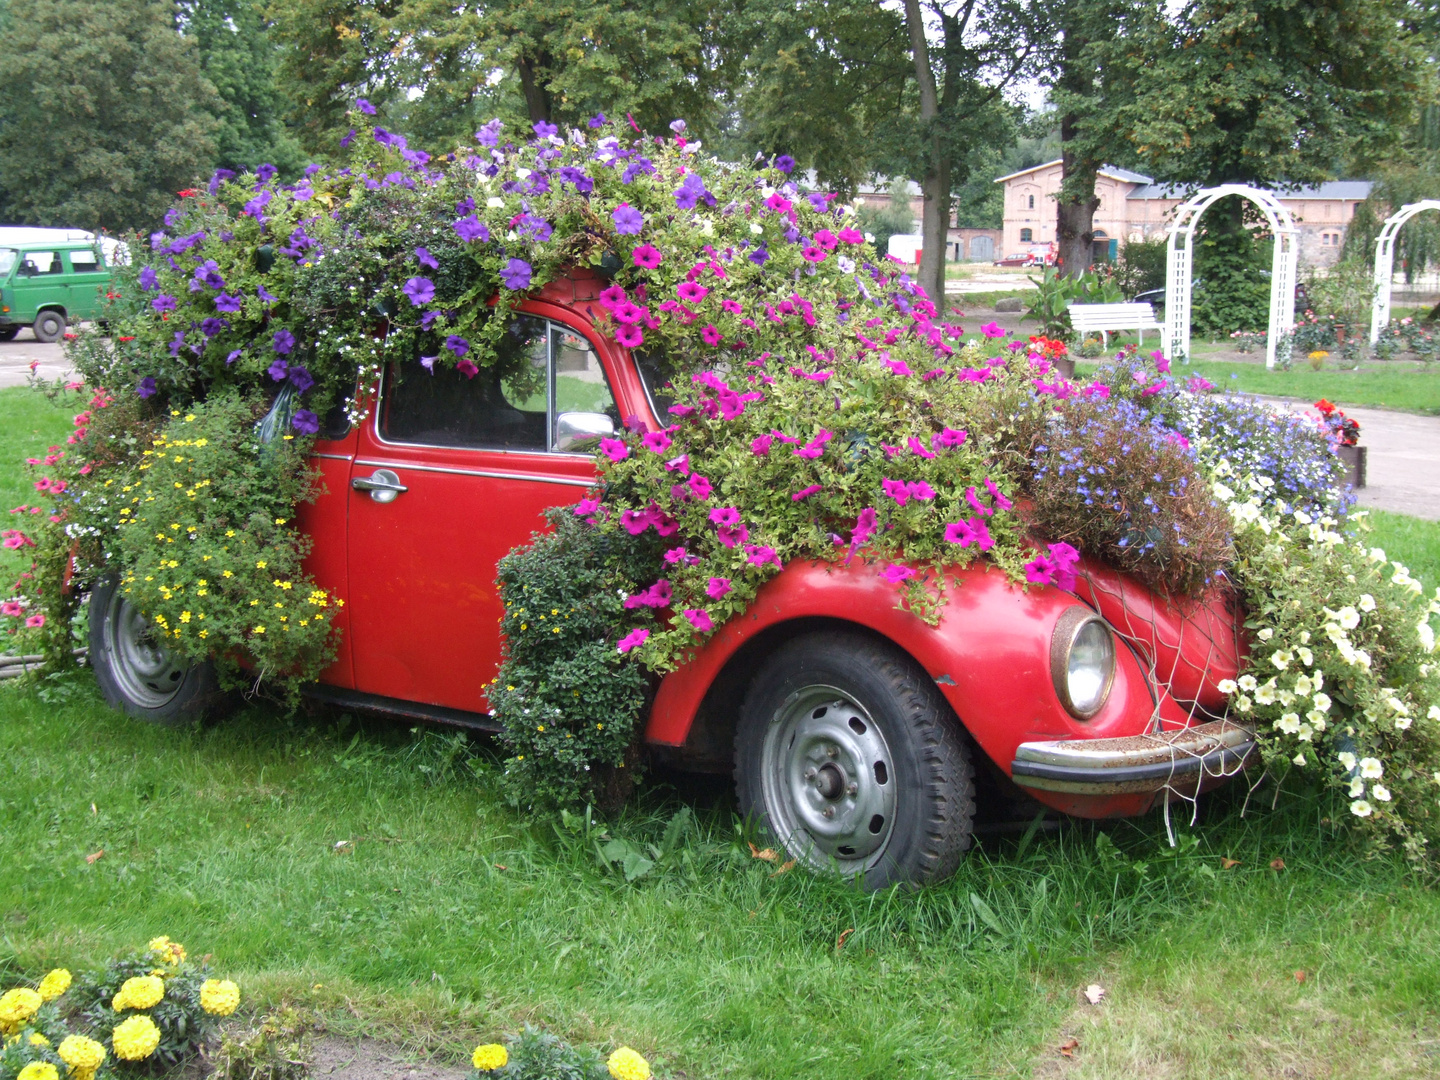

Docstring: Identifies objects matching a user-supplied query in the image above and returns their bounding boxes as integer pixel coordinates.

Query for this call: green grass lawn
[0,385,78,587]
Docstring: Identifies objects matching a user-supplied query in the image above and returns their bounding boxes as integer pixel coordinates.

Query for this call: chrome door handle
[352,468,407,503]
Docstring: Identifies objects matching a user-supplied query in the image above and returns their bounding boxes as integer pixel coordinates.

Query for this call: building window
[1027,194,1035,210]
[1020,228,1033,242]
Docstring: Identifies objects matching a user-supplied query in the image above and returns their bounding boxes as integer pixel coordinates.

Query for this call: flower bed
[1,109,1437,860]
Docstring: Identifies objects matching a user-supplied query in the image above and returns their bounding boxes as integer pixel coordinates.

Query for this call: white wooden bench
[1068,302,1164,348]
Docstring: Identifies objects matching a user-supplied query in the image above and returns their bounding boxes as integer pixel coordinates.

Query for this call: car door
[11,250,64,321]
[62,247,108,320]
[344,310,624,715]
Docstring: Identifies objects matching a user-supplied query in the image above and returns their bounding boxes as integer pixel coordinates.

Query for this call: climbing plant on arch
[1163,184,1299,369]
[1369,200,1440,344]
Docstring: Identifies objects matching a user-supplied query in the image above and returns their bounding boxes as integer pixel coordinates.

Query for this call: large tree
[900,0,1048,307]
[182,0,303,176]
[0,0,219,233]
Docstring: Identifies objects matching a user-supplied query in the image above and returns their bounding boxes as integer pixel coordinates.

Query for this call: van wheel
[32,310,66,343]
[734,631,975,890]
[88,577,221,725]
[0,325,19,342]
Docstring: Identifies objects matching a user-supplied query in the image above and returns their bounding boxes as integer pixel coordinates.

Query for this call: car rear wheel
[89,577,220,725]
[735,631,975,889]
[32,310,66,343]
[0,325,19,342]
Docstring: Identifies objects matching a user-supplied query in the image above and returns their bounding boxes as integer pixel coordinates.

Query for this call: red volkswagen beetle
[88,270,1253,887]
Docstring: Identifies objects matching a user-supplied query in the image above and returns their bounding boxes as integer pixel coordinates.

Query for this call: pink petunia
[908,480,936,501]
[851,507,878,546]
[984,478,1014,511]
[750,434,773,456]
[653,511,679,537]
[838,227,864,244]
[0,601,23,617]
[620,508,655,535]
[884,358,913,377]
[765,193,792,213]
[744,544,783,569]
[615,323,644,349]
[980,321,1005,339]
[641,430,672,454]
[709,507,741,527]
[664,454,690,475]
[793,429,833,459]
[944,520,977,546]
[907,436,935,459]
[663,546,690,564]
[24,613,44,628]
[632,244,663,269]
[881,478,911,507]
[599,285,628,310]
[717,523,749,548]
[791,485,822,501]
[706,577,732,599]
[1025,557,1055,586]
[934,427,966,449]
[678,281,709,303]
[599,437,630,462]
[613,300,644,323]
[456,359,479,378]
[573,498,601,517]
[879,564,915,584]
[965,486,993,518]
[701,324,723,346]
[721,299,743,315]
[1140,379,1167,396]
[682,608,714,632]
[688,474,713,499]
[617,627,650,653]
[623,579,673,609]
[814,229,838,250]
[802,246,826,263]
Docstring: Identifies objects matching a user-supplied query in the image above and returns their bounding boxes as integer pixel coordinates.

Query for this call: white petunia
[1271,650,1291,671]
[1429,705,1440,722]
[1358,593,1376,612]
[1372,784,1392,802]
[1419,621,1436,653]
[1217,678,1238,694]
[1296,724,1313,742]
[1293,510,1312,525]
[1350,799,1373,817]
[1336,606,1360,630]
[1234,695,1252,713]
[1293,753,1307,767]
[1312,692,1331,713]
[1255,682,1278,705]
[1396,717,1412,731]
[1257,628,1274,642]
[1348,776,1366,797]
[1294,674,1313,697]
[1368,547,1387,565]
[1360,757,1384,779]
[486,196,505,208]
[1276,713,1301,734]
[1297,647,1314,666]
[1238,675,1258,693]
[1338,751,1357,771]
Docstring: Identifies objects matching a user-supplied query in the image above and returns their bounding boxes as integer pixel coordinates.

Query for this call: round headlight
[1050,608,1116,719]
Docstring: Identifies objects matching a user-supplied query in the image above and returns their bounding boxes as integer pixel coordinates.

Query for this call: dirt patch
[307,1036,470,1080]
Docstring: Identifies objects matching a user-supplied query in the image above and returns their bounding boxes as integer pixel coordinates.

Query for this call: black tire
[735,631,975,889]
[0,325,19,342]
[88,577,222,725]
[32,310,66,343]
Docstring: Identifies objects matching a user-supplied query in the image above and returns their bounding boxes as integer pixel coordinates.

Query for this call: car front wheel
[89,577,220,724]
[735,631,975,889]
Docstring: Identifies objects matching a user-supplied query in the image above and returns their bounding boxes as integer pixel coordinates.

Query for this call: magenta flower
[599,437,629,461]
[709,507,741,527]
[664,453,690,475]
[934,427,966,449]
[802,246,826,263]
[791,485,822,501]
[641,430,672,454]
[765,193,792,213]
[25,613,44,629]
[984,477,1013,511]
[623,579,673,609]
[744,544,782,569]
[632,244,663,269]
[881,478,911,507]
[814,229,838,251]
[721,299,743,315]
[663,546,689,564]
[980,321,1005,338]
[612,203,644,234]
[851,507,878,547]
[965,486,992,518]
[688,474,713,499]
[706,577,732,599]
[717,523,749,548]
[944,520,976,546]
[615,323,644,348]
[879,564,915,584]
[574,498,601,516]
[884,358,913,377]
[456,358,479,378]
[614,301,643,323]
[403,276,435,306]
[701,324,722,346]
[838,228,864,244]
[617,627,650,653]
[620,508,653,534]
[1025,557,1056,586]
[1140,379,1167,396]
[750,434,773,455]
[907,436,935,459]
[793,429,833,459]
[678,281,709,303]
[909,480,936,501]
[682,609,714,632]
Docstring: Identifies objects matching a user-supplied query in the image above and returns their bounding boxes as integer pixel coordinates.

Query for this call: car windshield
[0,249,16,276]
[633,349,678,417]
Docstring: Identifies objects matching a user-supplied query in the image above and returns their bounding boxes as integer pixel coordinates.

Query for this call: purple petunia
[340,129,356,148]
[272,329,295,354]
[500,258,532,290]
[214,292,242,313]
[775,154,796,174]
[268,358,289,381]
[533,120,558,139]
[150,294,176,313]
[445,335,469,357]
[454,215,489,243]
[257,285,277,304]
[288,365,315,393]
[255,163,277,184]
[136,376,157,398]
[291,410,320,435]
[355,98,376,115]
[403,277,435,306]
[415,246,439,269]
[138,266,158,291]
[588,112,607,127]
[612,203,644,235]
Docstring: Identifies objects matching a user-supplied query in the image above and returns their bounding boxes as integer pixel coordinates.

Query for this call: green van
[0,242,112,342]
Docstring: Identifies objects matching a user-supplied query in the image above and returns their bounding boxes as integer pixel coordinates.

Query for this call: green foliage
[1306,258,1378,330]
[492,510,654,811]
[1024,265,1123,337]
[211,1007,314,1080]
[0,0,219,232]
[1114,235,1167,299]
[73,943,225,1066]
[473,1026,608,1080]
[1190,204,1270,337]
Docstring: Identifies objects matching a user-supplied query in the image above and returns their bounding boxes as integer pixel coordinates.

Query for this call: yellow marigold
[58,1034,107,1073]
[17,1063,59,1080]
[28,1033,50,1047]
[199,980,240,1017]
[147,937,186,965]
[37,969,71,1002]
[113,975,164,1012]
[0,987,42,1026]
[111,1015,161,1061]
[607,1047,650,1080]
[471,1044,507,1072]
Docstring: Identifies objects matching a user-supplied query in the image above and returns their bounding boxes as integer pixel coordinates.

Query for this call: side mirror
[555,411,614,452]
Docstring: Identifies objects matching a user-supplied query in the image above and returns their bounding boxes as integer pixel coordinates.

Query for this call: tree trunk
[1056,150,1098,278]
[515,53,553,124]
[903,0,949,308]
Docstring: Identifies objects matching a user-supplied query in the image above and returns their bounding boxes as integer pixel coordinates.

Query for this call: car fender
[645,559,1161,786]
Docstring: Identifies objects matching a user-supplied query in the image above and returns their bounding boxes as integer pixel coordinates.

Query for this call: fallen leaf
[769,859,796,877]
[836,927,855,951]
[1221,857,1241,869]
[494,864,508,871]
[1084,984,1106,1005]
[748,842,780,862]
[85,850,104,864]
[1058,1038,1079,1058]
[1270,858,1286,871]
[1294,970,1307,983]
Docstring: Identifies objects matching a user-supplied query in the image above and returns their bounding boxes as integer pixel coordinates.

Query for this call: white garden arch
[1369,201,1440,344]
[1164,184,1299,369]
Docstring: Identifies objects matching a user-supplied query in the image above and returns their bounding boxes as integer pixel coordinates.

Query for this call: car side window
[551,325,620,452]
[67,249,103,272]
[18,252,62,276]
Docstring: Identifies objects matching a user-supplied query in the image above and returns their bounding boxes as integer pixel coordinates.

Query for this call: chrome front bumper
[1010,720,1256,795]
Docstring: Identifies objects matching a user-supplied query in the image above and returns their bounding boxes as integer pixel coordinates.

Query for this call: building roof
[1127,180,1374,201]
[992,159,1153,185]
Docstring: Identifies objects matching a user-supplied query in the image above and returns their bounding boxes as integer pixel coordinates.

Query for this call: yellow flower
[37,969,71,1002]
[199,979,240,1017]
[607,1047,650,1080]
[471,1044,508,1071]
[58,1034,107,1074]
[253,626,266,634]
[28,1033,49,1047]
[112,975,164,1011]
[18,1063,59,1080]
[147,936,186,964]
[0,987,42,1026]
[111,1015,160,1061]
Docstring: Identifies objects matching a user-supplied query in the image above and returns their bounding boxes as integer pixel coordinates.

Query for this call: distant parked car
[0,241,112,342]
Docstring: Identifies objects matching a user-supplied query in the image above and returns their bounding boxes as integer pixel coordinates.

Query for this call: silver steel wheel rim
[102,587,188,709]
[760,683,897,873]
